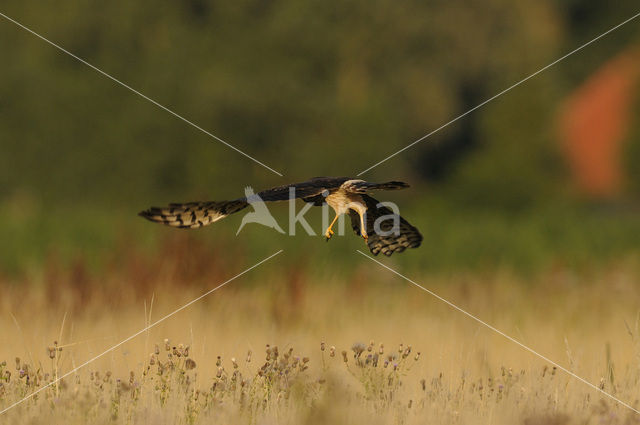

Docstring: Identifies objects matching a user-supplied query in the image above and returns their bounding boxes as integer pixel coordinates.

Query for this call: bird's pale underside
[139,177,422,256]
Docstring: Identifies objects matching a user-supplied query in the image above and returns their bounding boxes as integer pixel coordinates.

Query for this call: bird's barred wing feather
[349,194,422,256]
[139,200,248,229]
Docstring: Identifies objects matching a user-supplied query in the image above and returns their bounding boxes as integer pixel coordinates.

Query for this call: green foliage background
[1,0,639,273]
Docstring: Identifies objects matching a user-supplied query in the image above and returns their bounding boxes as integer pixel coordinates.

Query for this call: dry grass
[1,241,640,424]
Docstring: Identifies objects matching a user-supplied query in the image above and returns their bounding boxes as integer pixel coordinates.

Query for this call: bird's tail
[139,199,248,229]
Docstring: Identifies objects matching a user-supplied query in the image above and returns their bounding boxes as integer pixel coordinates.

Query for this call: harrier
[139,177,422,256]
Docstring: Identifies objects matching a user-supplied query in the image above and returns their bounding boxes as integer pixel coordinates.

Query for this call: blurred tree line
[1,0,639,211]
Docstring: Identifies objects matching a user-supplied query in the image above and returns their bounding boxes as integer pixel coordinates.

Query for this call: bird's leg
[358,209,368,240]
[324,213,340,241]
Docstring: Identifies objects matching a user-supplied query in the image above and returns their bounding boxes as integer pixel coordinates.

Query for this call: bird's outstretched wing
[341,179,409,194]
[349,194,422,256]
[299,179,410,206]
[138,200,249,229]
[254,177,349,202]
[138,177,350,229]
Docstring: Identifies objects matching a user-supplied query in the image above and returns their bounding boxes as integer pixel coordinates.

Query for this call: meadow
[1,218,640,425]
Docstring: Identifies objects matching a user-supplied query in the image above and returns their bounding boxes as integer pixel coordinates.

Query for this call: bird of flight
[139,177,422,256]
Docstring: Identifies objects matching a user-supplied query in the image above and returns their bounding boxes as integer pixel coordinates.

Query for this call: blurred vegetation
[3,256,640,424]
[1,1,640,274]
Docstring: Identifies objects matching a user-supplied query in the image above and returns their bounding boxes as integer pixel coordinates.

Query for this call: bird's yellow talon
[324,228,334,240]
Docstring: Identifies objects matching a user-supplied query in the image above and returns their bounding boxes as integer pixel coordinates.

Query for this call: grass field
[1,231,640,424]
